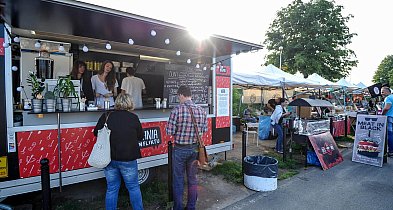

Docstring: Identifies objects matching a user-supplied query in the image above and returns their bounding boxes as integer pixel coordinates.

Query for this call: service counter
[19,108,176,126]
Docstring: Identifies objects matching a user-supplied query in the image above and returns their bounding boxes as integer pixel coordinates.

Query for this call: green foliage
[140,180,168,206]
[372,55,393,85]
[54,75,78,98]
[26,71,45,98]
[44,91,55,99]
[264,0,358,80]
[279,170,299,180]
[233,88,247,116]
[211,161,243,184]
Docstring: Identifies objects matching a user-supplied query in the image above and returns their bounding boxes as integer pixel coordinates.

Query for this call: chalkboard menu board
[164,64,210,105]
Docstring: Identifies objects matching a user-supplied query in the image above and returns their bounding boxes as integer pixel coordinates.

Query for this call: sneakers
[276,150,283,154]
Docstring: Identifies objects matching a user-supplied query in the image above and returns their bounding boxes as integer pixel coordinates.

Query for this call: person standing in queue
[121,67,146,109]
[94,93,144,210]
[70,60,94,102]
[91,60,118,108]
[381,86,393,157]
[166,85,208,210]
[270,98,291,153]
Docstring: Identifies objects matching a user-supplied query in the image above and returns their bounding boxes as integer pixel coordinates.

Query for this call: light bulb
[58,44,65,52]
[203,66,207,70]
[165,38,170,45]
[34,40,41,48]
[12,66,18,71]
[13,36,20,43]
[187,59,191,64]
[176,51,181,56]
[82,45,89,52]
[128,38,134,45]
[2,42,9,48]
[196,64,200,68]
[106,42,111,50]
[17,86,23,92]
[150,30,157,36]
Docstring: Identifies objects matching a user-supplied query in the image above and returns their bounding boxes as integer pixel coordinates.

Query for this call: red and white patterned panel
[216,75,231,128]
[17,119,213,178]
[17,128,96,178]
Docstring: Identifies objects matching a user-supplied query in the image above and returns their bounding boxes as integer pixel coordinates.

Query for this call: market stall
[0,0,263,198]
[288,98,344,169]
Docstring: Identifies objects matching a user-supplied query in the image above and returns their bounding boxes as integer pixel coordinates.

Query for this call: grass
[212,151,304,185]
[211,161,243,184]
[53,180,169,210]
[278,170,299,180]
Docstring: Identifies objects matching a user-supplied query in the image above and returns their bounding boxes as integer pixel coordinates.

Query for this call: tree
[264,0,358,80]
[372,55,393,85]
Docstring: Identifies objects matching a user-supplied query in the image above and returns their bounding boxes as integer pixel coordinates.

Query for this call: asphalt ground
[223,148,393,210]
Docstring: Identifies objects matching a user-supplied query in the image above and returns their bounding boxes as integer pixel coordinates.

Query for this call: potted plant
[44,90,56,112]
[26,71,45,113]
[54,75,79,112]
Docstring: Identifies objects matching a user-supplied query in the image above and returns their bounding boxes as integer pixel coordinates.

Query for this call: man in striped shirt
[166,85,207,210]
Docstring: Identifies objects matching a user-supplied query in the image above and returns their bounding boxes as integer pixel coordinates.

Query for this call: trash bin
[243,155,278,191]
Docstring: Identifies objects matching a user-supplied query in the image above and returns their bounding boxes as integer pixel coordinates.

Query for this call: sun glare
[187,27,211,41]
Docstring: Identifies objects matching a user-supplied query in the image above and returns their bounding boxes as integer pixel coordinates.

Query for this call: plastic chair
[246,122,259,147]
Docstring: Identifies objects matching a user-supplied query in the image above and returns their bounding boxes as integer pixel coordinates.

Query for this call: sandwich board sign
[352,115,386,167]
[308,132,343,170]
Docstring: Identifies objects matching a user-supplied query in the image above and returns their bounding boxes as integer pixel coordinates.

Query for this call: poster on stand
[308,132,344,170]
[352,115,386,167]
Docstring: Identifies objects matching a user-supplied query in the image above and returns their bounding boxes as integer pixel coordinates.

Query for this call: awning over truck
[3,0,262,60]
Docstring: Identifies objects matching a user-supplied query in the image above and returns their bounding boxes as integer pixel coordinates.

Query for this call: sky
[80,0,393,86]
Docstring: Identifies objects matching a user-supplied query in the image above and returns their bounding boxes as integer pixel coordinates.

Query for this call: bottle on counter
[155,98,161,109]
[162,98,167,109]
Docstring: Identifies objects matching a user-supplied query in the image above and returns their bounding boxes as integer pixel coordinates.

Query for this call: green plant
[26,71,45,99]
[211,161,243,184]
[44,91,55,99]
[54,75,78,98]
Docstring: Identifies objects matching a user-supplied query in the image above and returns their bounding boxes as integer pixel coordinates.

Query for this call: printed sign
[139,127,162,148]
[217,88,230,117]
[0,156,8,178]
[352,115,386,167]
[308,132,344,170]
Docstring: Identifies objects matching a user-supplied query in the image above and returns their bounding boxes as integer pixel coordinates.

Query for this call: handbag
[88,112,112,168]
[187,106,209,167]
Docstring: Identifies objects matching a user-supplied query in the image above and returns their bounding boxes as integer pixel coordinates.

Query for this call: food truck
[0,0,262,199]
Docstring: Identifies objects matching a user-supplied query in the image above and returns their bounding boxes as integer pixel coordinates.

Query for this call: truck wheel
[0,197,7,202]
[138,168,153,185]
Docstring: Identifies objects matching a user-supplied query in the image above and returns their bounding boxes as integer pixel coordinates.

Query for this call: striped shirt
[166,100,208,145]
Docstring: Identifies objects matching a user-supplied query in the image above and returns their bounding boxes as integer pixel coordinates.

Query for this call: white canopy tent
[355,82,368,89]
[258,64,319,88]
[232,72,283,88]
[307,73,338,87]
[335,78,358,89]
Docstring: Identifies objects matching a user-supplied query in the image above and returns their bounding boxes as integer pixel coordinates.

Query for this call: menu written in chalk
[164,64,210,105]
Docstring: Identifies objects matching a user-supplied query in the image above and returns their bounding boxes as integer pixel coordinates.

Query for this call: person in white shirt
[121,67,146,109]
[270,98,290,153]
[91,60,118,108]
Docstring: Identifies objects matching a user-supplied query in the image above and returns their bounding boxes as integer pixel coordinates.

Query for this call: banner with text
[352,114,386,167]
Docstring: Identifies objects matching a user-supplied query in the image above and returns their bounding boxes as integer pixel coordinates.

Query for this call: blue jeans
[173,144,198,210]
[387,117,393,153]
[272,124,283,152]
[104,160,144,210]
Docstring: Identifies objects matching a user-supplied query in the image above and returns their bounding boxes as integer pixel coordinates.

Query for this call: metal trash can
[243,155,278,191]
